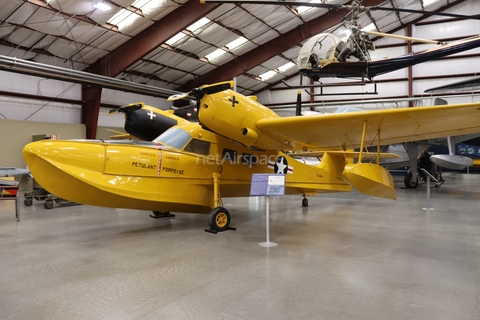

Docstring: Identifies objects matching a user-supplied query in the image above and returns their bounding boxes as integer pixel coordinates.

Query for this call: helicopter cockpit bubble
[297,33,346,71]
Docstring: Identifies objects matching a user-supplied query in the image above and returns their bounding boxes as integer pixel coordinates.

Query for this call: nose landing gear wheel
[205,207,236,234]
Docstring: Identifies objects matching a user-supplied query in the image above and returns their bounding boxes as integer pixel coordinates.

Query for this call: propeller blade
[107,103,143,115]
[168,92,190,101]
[169,80,235,102]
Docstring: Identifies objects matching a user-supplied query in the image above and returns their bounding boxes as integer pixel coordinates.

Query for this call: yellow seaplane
[23,81,480,233]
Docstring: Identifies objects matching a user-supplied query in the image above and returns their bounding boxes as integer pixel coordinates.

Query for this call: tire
[302,198,308,207]
[208,207,230,231]
[44,200,54,209]
[404,171,419,189]
[24,198,33,206]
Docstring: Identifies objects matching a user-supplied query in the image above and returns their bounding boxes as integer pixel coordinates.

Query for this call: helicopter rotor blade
[368,5,480,20]
[200,0,480,21]
[363,30,446,45]
[200,0,343,10]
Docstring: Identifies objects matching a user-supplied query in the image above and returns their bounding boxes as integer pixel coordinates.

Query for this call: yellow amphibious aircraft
[23,81,480,232]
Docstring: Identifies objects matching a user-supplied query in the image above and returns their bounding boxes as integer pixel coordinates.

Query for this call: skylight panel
[108,9,133,26]
[187,17,211,32]
[93,0,111,11]
[424,0,441,6]
[205,48,227,61]
[259,70,277,81]
[132,0,151,8]
[278,62,295,73]
[226,37,248,50]
[297,0,323,15]
[165,32,187,45]
[361,23,376,32]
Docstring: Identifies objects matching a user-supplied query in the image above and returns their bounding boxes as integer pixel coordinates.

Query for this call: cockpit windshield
[297,33,345,70]
[153,128,191,150]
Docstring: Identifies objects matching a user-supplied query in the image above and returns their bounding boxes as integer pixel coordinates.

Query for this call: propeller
[108,103,142,115]
[168,81,234,102]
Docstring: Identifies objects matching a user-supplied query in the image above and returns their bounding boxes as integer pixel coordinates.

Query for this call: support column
[81,85,102,139]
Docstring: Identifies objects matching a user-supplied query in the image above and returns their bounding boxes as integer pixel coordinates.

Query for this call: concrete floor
[1,173,480,320]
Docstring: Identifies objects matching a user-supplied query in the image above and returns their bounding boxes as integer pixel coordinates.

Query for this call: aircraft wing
[256,103,480,151]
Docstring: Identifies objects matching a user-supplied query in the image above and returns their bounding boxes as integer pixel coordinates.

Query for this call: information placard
[250,174,285,196]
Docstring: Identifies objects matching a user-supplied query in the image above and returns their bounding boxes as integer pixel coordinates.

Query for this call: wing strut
[377,129,381,165]
[358,121,367,163]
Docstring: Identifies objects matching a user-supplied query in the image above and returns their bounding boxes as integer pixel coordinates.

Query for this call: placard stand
[420,168,437,211]
[259,196,277,247]
[250,174,285,248]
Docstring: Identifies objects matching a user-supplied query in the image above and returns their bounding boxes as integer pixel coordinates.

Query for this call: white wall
[0,71,173,128]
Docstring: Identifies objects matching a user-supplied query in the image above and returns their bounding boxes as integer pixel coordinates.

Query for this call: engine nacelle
[197,86,285,149]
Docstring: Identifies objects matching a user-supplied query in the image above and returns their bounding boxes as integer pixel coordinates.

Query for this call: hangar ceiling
[0,0,471,96]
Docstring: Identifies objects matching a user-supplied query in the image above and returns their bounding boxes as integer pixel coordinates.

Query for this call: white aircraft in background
[0,166,30,177]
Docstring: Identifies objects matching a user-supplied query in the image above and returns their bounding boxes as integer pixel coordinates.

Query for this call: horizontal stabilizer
[342,163,396,200]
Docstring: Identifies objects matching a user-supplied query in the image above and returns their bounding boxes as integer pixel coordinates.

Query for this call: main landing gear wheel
[205,207,236,234]
[301,193,309,207]
[404,172,419,189]
[149,211,175,219]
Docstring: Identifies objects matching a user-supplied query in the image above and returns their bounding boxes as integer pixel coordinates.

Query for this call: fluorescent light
[278,62,295,73]
[205,48,226,61]
[259,70,277,81]
[93,0,111,11]
[187,17,210,32]
[226,37,248,50]
[166,32,187,45]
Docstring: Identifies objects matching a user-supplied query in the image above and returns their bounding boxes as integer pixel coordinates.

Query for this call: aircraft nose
[23,140,106,173]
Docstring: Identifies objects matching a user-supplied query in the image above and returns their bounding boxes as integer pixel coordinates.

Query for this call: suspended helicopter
[201,0,480,82]
[22,80,480,233]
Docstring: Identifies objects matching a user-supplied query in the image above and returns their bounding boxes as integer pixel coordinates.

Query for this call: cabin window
[222,148,237,163]
[184,138,211,155]
[241,153,258,166]
[153,128,191,150]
